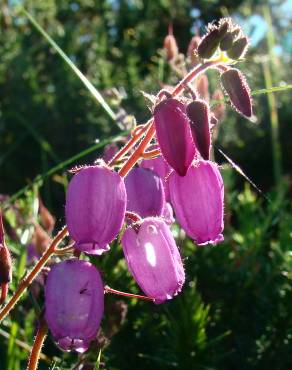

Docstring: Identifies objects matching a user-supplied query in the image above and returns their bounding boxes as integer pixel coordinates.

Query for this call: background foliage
[0,0,291,369]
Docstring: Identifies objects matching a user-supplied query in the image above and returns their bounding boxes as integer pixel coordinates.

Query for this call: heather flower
[66,165,127,254]
[45,259,104,353]
[122,218,185,304]
[169,160,224,245]
[154,98,197,176]
[125,167,165,218]
[140,156,171,201]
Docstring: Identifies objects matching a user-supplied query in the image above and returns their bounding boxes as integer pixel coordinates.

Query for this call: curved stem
[0,227,68,323]
[108,123,150,166]
[104,286,154,302]
[27,319,48,370]
[118,60,220,175]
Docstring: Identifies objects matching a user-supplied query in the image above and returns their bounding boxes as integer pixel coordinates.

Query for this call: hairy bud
[221,68,252,118]
[227,37,249,59]
[163,26,179,61]
[197,28,220,59]
[186,100,211,160]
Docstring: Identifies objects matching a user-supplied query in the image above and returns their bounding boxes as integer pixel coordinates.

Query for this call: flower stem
[0,227,68,323]
[27,319,48,370]
[104,286,154,302]
[118,60,221,176]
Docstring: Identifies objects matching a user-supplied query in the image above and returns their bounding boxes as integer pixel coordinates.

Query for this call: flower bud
[0,213,12,305]
[45,259,104,352]
[195,74,209,101]
[125,167,165,218]
[66,165,127,254]
[122,218,185,304]
[169,161,224,245]
[163,27,179,61]
[227,37,248,60]
[219,31,234,51]
[39,198,55,234]
[186,100,211,160]
[220,68,252,118]
[187,35,201,65]
[140,156,171,201]
[154,98,197,176]
[197,28,220,59]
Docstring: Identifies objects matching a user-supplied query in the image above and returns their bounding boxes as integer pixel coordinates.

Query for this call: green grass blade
[93,350,101,370]
[21,8,116,122]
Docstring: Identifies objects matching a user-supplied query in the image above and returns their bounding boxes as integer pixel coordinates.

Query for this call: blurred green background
[0,0,292,369]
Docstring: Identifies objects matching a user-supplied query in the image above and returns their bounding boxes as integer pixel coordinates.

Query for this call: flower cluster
[0,17,253,356]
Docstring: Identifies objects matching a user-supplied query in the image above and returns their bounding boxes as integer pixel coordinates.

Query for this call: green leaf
[21,8,116,122]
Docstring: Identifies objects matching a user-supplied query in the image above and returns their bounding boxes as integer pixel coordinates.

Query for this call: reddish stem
[0,283,8,305]
[118,60,221,176]
[104,286,154,302]
[27,319,48,370]
[0,227,68,323]
[142,148,161,159]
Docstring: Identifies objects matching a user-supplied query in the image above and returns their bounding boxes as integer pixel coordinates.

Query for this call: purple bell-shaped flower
[65,165,127,254]
[45,259,104,353]
[169,160,224,245]
[125,167,165,218]
[140,156,171,201]
[122,218,185,304]
[154,98,197,176]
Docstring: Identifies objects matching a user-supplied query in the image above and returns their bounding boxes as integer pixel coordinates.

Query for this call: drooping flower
[154,98,197,176]
[125,167,165,218]
[140,155,171,200]
[65,165,127,254]
[45,259,104,353]
[122,218,185,304]
[169,160,224,245]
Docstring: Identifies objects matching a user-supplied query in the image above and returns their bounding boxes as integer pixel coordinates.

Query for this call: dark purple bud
[227,37,248,60]
[122,218,185,304]
[220,31,234,51]
[197,28,221,59]
[66,165,127,254]
[125,167,165,218]
[217,21,229,39]
[45,259,104,352]
[169,161,224,245]
[221,68,252,118]
[154,98,197,176]
[140,156,171,201]
[186,100,211,160]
